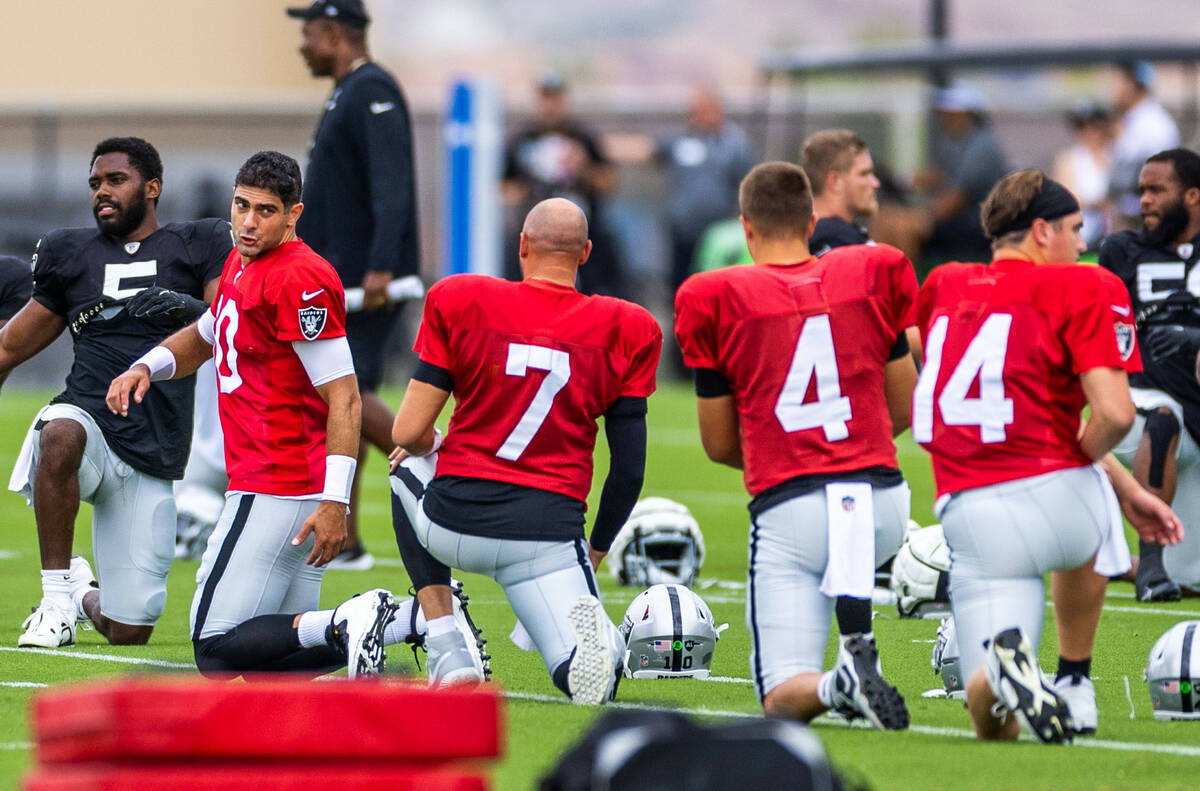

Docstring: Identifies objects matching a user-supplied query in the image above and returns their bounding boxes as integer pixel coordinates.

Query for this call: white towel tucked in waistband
[820,482,876,598]
[1092,463,1132,578]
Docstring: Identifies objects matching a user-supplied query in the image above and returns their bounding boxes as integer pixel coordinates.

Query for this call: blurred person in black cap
[915,80,1010,268]
[502,74,624,298]
[1051,100,1115,250]
[1109,61,1180,231]
[287,0,421,569]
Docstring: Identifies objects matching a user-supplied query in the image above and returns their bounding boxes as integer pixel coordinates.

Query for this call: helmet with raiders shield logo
[618,584,727,679]
[890,523,951,618]
[1145,620,1200,720]
[608,498,705,587]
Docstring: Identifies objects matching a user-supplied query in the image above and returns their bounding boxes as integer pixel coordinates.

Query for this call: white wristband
[419,428,445,458]
[321,454,357,504]
[132,346,177,382]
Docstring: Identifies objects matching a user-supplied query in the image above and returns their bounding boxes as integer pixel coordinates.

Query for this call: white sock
[40,569,73,612]
[425,614,457,639]
[296,609,335,648]
[817,669,836,708]
[382,599,417,646]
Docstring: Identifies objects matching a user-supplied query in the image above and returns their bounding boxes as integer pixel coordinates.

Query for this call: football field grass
[0,383,1198,789]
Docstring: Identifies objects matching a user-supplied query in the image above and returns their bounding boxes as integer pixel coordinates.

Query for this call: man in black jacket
[288,0,422,569]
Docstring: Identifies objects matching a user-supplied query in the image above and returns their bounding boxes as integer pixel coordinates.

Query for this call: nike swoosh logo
[302,289,325,301]
[370,101,395,114]
[1111,304,1131,316]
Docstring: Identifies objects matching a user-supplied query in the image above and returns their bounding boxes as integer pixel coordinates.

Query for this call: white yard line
[0,646,191,669]
[0,742,32,751]
[504,691,1200,757]
[0,681,46,688]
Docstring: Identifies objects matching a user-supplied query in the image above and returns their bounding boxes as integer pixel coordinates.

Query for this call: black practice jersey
[1099,230,1200,441]
[31,219,230,479]
[0,255,32,320]
[811,216,870,257]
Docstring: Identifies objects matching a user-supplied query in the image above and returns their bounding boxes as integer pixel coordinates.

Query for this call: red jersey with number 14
[416,275,661,503]
[209,240,347,496]
[674,244,918,496]
[913,259,1141,497]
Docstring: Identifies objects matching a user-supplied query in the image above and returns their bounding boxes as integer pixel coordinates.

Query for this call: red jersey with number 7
[415,274,661,503]
[209,240,347,496]
[913,259,1141,497]
[673,244,918,496]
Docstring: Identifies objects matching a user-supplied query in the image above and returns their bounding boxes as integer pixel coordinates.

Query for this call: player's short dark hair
[738,161,813,240]
[801,130,868,197]
[234,151,303,209]
[91,137,163,204]
[1146,148,1200,193]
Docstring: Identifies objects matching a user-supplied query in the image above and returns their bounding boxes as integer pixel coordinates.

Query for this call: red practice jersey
[674,244,918,496]
[209,240,347,496]
[913,259,1141,497]
[416,275,662,503]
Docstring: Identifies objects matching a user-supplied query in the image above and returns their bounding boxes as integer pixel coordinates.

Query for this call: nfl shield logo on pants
[298,306,327,340]
[841,496,855,512]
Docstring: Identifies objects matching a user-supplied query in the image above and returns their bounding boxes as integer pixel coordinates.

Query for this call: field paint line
[699,675,753,684]
[1086,603,1200,617]
[0,646,192,669]
[0,681,47,688]
[505,692,1200,756]
[0,550,20,560]
[0,742,32,751]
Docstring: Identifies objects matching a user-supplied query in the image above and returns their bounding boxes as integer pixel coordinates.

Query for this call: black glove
[1144,324,1200,360]
[125,286,208,323]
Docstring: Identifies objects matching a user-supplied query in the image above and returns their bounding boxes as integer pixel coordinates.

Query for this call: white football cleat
[1053,674,1097,735]
[329,589,398,679]
[829,635,909,729]
[426,580,491,689]
[566,595,617,705]
[985,627,1074,744]
[19,602,76,648]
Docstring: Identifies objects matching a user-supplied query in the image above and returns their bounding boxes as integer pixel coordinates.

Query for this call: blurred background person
[915,80,1010,270]
[1052,100,1116,251]
[502,74,624,298]
[802,128,880,254]
[1109,61,1180,232]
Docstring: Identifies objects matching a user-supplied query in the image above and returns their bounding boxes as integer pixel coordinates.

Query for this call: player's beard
[93,192,149,239]
[1142,198,1190,248]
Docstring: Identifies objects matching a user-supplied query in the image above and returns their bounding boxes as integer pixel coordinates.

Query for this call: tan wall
[1,1,336,108]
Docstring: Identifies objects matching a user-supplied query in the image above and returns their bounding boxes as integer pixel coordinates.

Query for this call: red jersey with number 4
[914,259,1141,497]
[416,275,662,503]
[209,240,347,496]
[674,244,918,496]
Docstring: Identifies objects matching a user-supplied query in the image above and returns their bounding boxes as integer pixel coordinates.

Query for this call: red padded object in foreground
[23,763,488,791]
[32,677,502,764]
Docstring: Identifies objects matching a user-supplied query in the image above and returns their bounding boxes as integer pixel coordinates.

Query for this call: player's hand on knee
[105,367,151,417]
[294,501,348,566]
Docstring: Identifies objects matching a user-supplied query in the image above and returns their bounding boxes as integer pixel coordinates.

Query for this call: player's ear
[288,201,304,227]
[144,178,162,202]
[1185,186,1200,209]
[806,212,817,239]
[740,215,754,243]
[578,239,592,266]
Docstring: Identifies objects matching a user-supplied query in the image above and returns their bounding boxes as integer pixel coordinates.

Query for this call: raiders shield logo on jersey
[1115,321,1136,361]
[298,306,327,340]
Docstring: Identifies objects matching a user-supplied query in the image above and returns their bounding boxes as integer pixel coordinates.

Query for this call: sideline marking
[504,692,1200,757]
[0,646,191,669]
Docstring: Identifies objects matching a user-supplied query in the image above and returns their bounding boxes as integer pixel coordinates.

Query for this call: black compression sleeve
[412,360,453,391]
[694,367,733,398]
[590,396,648,552]
[888,331,910,361]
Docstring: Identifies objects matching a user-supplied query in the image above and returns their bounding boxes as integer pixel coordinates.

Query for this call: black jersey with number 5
[31,219,231,480]
[1099,229,1200,441]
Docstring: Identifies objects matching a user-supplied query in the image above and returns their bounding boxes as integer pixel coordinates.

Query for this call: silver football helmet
[931,616,966,700]
[1145,620,1200,720]
[608,497,705,587]
[618,584,727,679]
[891,523,951,618]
